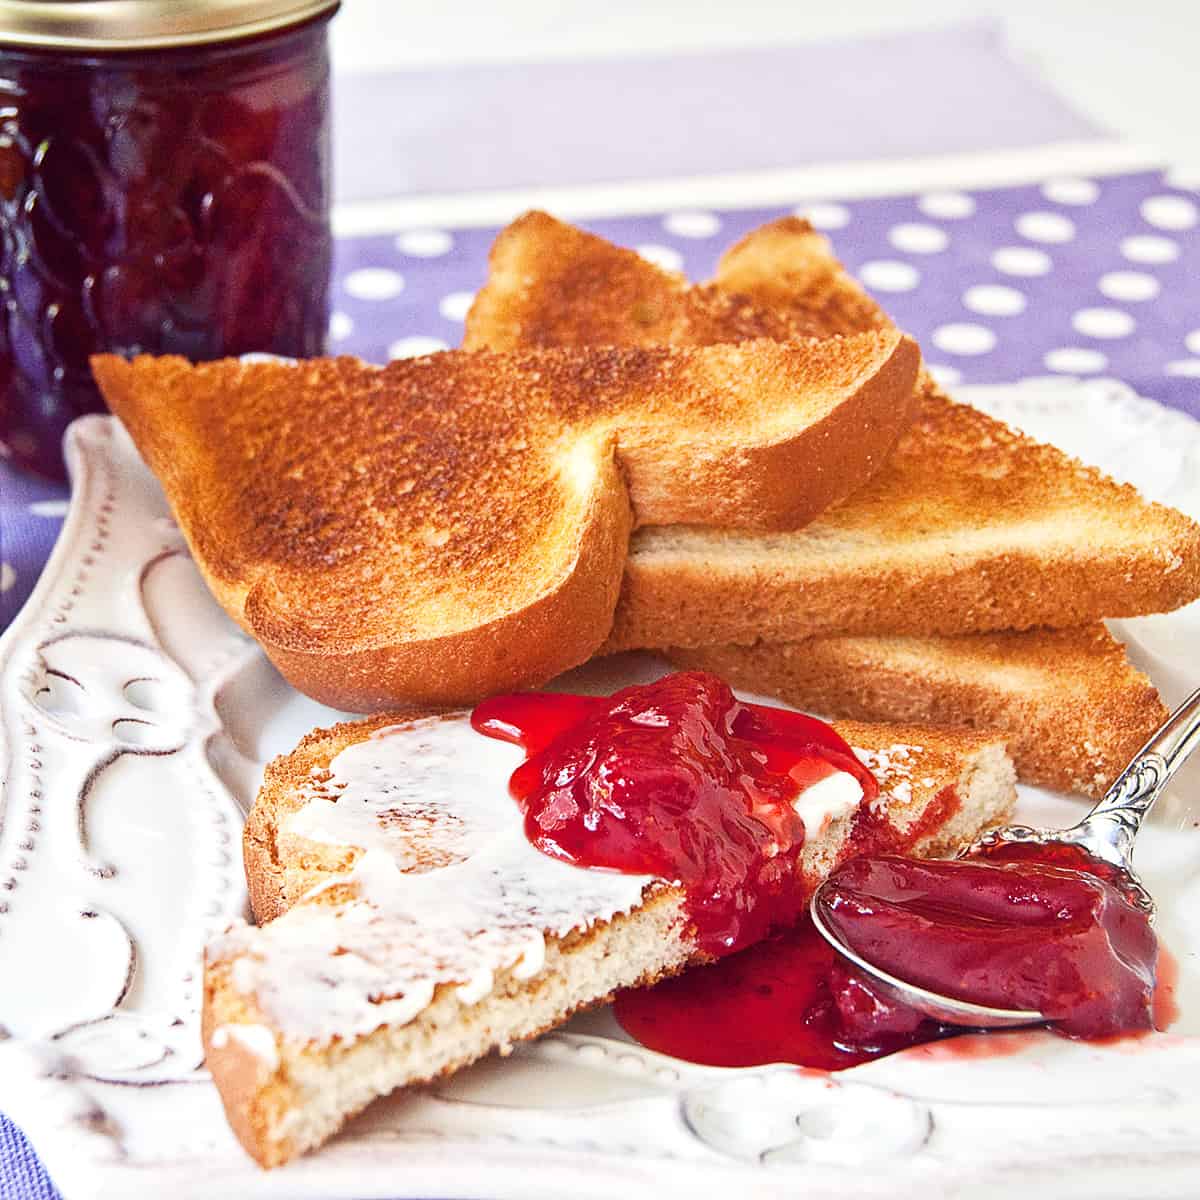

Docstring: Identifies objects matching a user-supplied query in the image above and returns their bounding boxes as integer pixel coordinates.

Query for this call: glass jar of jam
[0,1,338,477]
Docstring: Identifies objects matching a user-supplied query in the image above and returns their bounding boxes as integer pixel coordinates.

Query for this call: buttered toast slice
[92,339,917,709]
[668,624,1166,798]
[465,213,1200,645]
[205,705,1015,1167]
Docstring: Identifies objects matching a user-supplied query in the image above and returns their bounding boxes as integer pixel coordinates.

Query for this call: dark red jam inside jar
[0,3,337,477]
[472,671,879,958]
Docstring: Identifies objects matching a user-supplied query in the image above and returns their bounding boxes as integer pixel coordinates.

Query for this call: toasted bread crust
[609,332,920,529]
[465,210,836,351]
[668,624,1167,797]
[247,476,633,710]
[715,215,889,338]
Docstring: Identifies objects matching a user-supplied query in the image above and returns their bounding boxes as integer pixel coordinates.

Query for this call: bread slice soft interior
[92,336,917,709]
[206,707,1015,1168]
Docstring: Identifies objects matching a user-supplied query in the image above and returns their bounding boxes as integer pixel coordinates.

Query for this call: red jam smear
[616,845,1164,1070]
[472,671,877,957]
[0,17,334,477]
[614,916,930,1071]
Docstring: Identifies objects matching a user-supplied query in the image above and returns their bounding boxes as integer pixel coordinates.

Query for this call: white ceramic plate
[3,378,1200,1200]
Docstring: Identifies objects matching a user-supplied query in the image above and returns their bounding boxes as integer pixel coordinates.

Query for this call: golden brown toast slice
[92,339,918,709]
[204,706,1015,1167]
[465,208,829,350]
[714,213,888,337]
[667,624,1166,798]
[463,213,1200,647]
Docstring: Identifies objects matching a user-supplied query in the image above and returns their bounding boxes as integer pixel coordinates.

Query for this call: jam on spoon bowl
[810,685,1200,1030]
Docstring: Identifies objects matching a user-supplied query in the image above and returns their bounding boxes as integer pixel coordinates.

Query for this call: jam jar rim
[0,0,338,51]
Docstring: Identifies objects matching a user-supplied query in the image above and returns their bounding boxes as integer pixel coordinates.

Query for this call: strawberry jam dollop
[820,848,1158,1040]
[471,671,877,956]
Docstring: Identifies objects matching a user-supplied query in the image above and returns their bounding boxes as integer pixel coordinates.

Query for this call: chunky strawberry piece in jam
[472,671,876,956]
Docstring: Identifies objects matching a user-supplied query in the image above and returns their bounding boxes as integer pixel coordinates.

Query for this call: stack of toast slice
[464,212,1199,796]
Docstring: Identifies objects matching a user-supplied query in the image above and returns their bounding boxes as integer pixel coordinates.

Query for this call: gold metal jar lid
[0,1,339,50]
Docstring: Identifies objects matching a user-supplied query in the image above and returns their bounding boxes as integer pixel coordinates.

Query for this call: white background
[331,1,1198,165]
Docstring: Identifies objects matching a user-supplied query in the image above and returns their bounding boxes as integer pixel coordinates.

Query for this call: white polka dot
[387,336,448,360]
[1044,347,1108,374]
[796,202,850,230]
[888,223,948,254]
[663,210,721,238]
[1164,166,1200,192]
[926,363,962,386]
[1098,271,1160,303]
[1120,234,1180,264]
[1041,178,1099,206]
[345,267,405,301]
[918,191,975,219]
[394,229,453,258]
[636,244,685,272]
[1141,195,1198,231]
[858,260,920,292]
[329,311,353,341]
[438,291,475,322]
[991,246,1053,277]
[1072,308,1135,339]
[0,562,14,593]
[932,323,996,356]
[962,284,1026,317]
[1186,330,1200,355]
[1015,212,1076,244]
[28,499,69,518]
[1165,360,1200,378]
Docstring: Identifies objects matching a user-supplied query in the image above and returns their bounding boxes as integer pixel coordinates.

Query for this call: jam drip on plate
[617,843,1163,1069]
[472,671,877,956]
[615,915,914,1071]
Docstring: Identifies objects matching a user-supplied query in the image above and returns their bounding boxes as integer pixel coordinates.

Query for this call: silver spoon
[810,686,1200,1030]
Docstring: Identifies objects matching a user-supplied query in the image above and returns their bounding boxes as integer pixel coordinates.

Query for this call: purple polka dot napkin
[326,168,1200,416]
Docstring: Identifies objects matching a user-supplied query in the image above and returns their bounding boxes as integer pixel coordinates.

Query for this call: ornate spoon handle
[1073,686,1200,874]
